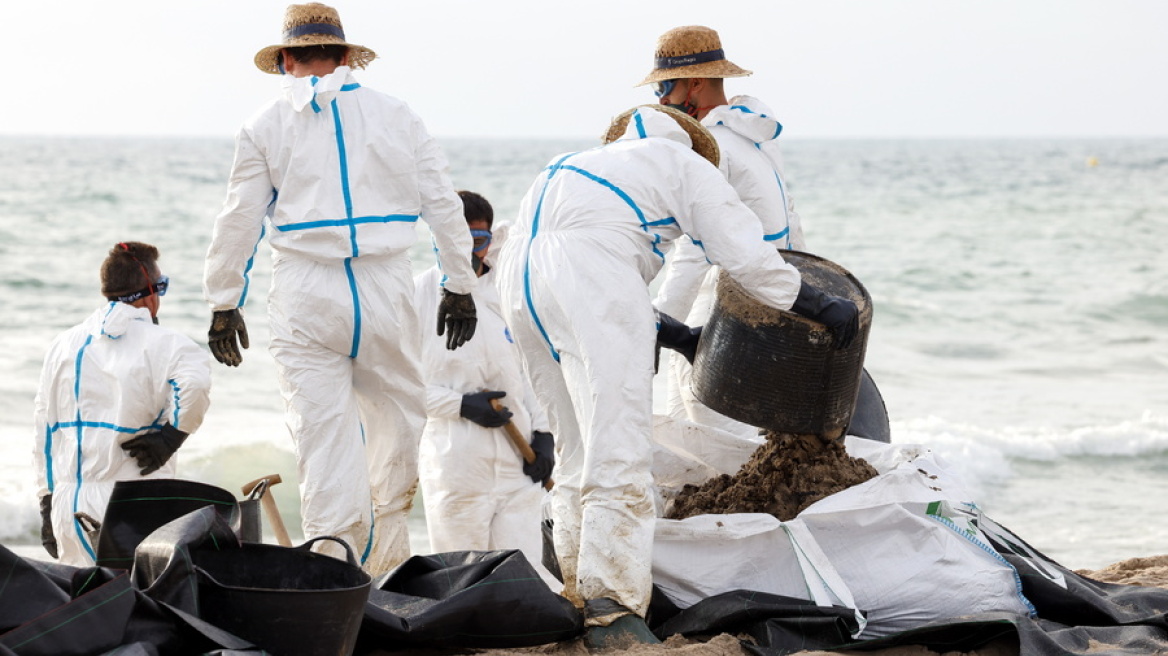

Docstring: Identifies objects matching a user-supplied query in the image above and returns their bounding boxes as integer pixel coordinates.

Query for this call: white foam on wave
[891,411,1168,500]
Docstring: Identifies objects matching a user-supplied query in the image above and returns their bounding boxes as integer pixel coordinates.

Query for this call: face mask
[665,102,699,118]
[471,253,484,276]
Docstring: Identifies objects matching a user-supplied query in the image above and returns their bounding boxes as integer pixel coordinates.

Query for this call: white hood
[89,302,152,340]
[281,66,356,113]
[703,95,783,143]
[619,107,693,150]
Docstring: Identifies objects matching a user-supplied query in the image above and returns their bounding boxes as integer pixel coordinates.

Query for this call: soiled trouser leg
[351,256,425,576]
[272,333,370,560]
[270,256,371,563]
[559,323,656,623]
[508,268,657,621]
[507,317,584,606]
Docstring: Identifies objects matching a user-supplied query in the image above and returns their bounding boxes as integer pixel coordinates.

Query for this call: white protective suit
[655,95,807,439]
[33,302,211,566]
[204,67,476,574]
[495,107,802,622]
[413,264,555,586]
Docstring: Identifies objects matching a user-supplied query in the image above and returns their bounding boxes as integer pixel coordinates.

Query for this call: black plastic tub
[691,251,873,439]
[194,536,371,656]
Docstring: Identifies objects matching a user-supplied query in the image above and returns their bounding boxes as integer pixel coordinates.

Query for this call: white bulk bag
[652,513,866,637]
[797,444,1036,638]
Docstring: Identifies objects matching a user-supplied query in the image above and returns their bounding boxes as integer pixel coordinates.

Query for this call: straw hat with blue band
[254,3,377,74]
[637,25,752,86]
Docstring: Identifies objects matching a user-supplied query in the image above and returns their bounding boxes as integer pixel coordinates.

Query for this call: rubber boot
[583,599,661,650]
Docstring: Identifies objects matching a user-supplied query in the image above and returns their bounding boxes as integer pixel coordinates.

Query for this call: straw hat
[603,105,721,168]
[637,26,752,86]
[254,3,377,74]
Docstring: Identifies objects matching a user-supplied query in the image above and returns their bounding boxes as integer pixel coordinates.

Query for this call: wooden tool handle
[261,494,293,547]
[490,397,554,490]
[490,398,536,462]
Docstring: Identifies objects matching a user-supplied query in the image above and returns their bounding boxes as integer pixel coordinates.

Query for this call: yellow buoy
[1086,156,1099,167]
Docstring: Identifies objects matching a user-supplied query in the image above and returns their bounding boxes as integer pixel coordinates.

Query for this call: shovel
[490,397,554,491]
[241,474,293,547]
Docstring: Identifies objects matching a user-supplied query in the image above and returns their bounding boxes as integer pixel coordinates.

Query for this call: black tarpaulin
[359,549,583,650]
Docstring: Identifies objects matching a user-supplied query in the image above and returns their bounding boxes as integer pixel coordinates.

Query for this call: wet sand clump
[666,432,879,521]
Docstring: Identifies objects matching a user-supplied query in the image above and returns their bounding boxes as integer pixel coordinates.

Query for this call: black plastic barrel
[691,251,873,439]
[194,536,371,656]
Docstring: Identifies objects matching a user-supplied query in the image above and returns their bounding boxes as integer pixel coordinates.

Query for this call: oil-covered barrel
[691,251,873,439]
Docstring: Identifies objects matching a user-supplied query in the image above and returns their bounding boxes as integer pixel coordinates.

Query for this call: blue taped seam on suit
[72,334,97,560]
[275,214,419,231]
[168,379,182,428]
[523,152,578,363]
[330,97,363,359]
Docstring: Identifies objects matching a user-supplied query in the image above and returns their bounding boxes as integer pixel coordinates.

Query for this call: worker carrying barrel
[495,105,858,648]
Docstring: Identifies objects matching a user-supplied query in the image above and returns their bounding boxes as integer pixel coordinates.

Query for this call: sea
[1,135,1165,571]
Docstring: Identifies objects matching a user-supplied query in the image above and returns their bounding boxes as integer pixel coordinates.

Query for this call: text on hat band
[656,48,725,69]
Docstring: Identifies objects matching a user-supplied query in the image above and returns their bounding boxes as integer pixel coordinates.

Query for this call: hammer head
[241,473,283,497]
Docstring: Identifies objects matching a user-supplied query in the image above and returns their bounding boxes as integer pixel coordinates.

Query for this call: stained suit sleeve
[519,371,550,434]
[411,112,475,296]
[414,269,466,419]
[675,155,802,311]
[204,128,273,311]
[164,335,212,434]
[32,352,53,500]
[654,236,710,319]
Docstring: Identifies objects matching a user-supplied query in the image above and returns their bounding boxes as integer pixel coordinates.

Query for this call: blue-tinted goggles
[116,275,169,303]
[652,79,677,98]
[471,229,492,254]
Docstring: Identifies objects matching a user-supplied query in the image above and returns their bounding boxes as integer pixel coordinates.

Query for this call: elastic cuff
[583,598,633,628]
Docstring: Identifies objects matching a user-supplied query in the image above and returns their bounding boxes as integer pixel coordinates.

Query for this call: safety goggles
[471,229,492,254]
[652,79,678,99]
[115,275,169,303]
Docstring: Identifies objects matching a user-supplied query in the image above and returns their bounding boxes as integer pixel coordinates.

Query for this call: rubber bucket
[194,536,371,656]
[691,251,873,439]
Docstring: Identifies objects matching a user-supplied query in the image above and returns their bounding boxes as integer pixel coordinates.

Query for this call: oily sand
[665,431,879,521]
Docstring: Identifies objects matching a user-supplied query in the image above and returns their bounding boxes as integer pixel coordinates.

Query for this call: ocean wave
[894,411,1168,462]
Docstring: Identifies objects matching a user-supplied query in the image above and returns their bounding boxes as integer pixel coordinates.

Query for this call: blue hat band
[284,23,346,41]
[656,48,725,69]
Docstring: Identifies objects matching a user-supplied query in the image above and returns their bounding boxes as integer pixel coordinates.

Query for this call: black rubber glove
[790,281,860,350]
[460,390,512,428]
[209,309,249,366]
[39,494,57,559]
[524,431,555,485]
[656,311,703,364]
[437,289,477,350]
[121,424,188,476]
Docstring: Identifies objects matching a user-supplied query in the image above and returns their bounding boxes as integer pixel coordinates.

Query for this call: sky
[5,0,1167,139]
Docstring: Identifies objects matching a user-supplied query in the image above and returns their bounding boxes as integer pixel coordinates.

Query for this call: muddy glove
[209,309,249,366]
[656,311,702,364]
[524,431,555,485]
[39,494,57,559]
[121,424,188,476]
[461,390,512,428]
[790,281,860,350]
[437,289,477,350]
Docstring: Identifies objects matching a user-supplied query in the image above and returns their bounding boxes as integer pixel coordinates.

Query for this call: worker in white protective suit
[413,190,558,589]
[495,105,859,648]
[641,26,808,442]
[203,3,478,575]
[34,242,211,566]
